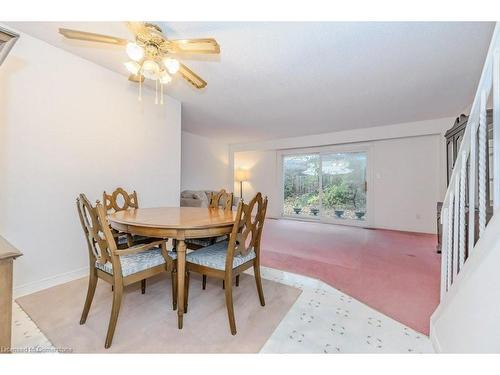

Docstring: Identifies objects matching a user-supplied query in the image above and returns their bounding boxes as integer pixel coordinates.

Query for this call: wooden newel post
[0,236,23,354]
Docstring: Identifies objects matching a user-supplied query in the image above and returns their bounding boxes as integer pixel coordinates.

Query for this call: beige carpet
[16,272,301,353]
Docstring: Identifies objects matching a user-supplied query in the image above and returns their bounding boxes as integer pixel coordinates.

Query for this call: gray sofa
[180,190,240,208]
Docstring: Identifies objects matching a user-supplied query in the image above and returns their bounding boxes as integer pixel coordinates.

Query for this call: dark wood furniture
[437,111,494,252]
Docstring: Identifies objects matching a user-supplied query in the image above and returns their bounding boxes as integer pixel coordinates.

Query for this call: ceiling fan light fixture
[126,42,144,61]
[163,57,180,74]
[141,60,160,80]
[159,70,172,84]
[124,61,141,75]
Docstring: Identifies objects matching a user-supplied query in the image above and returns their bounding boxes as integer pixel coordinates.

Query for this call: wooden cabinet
[0,236,22,353]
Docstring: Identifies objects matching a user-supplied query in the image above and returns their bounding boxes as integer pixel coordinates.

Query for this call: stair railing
[440,23,500,299]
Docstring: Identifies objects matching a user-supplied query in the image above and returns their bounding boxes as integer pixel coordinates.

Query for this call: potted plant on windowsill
[292,197,303,214]
[355,211,366,219]
[307,194,320,216]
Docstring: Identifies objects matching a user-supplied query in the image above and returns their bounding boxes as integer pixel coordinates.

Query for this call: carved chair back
[209,189,234,210]
[76,194,112,266]
[226,192,268,270]
[103,187,139,213]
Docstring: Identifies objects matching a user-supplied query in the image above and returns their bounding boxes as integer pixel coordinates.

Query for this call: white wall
[0,27,181,295]
[371,135,441,232]
[231,117,453,233]
[181,131,230,191]
[232,150,281,217]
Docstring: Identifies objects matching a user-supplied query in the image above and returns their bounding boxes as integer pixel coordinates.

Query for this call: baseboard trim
[13,266,89,298]
[429,321,442,353]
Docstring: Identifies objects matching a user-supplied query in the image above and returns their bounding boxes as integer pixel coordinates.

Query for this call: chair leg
[80,270,97,325]
[184,271,190,313]
[222,280,225,289]
[236,275,240,287]
[105,281,123,349]
[141,279,146,294]
[202,275,207,290]
[171,269,177,311]
[224,276,237,335]
[254,261,265,306]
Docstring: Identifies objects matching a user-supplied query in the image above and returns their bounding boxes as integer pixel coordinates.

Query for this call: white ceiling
[6,21,496,143]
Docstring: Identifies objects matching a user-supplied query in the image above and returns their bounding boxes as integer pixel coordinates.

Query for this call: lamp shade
[235,169,249,182]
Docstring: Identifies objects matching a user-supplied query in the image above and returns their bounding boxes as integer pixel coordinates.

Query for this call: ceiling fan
[59,22,220,102]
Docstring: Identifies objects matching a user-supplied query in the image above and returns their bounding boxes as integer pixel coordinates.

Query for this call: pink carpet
[260,219,441,335]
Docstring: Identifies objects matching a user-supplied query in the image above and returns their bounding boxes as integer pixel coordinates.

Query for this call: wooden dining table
[108,206,237,329]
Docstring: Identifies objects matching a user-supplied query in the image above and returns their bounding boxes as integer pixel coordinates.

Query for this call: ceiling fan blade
[128,74,145,83]
[126,22,148,36]
[179,63,207,89]
[168,38,220,54]
[59,28,127,45]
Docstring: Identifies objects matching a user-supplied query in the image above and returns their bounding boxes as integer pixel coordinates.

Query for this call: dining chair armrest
[113,240,167,256]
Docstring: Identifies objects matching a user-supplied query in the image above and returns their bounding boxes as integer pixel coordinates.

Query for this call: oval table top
[108,206,237,230]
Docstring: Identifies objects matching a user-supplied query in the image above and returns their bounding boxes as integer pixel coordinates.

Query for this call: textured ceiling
[6,21,496,143]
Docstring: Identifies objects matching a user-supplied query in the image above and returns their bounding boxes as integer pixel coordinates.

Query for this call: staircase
[430,23,500,352]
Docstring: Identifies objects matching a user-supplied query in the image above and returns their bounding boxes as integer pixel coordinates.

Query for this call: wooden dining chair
[103,187,161,293]
[184,189,235,289]
[185,189,234,248]
[184,192,268,335]
[76,194,178,348]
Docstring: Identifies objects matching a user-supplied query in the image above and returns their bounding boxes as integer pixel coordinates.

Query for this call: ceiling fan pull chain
[138,75,142,102]
[155,78,158,105]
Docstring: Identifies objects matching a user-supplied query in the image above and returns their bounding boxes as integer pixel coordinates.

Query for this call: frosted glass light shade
[163,57,180,74]
[126,42,144,61]
[124,61,141,75]
[159,70,172,84]
[141,60,160,80]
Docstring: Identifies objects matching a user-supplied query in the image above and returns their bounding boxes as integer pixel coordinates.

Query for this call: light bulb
[141,60,160,80]
[163,57,180,74]
[126,42,144,61]
[159,70,172,84]
[124,61,141,75]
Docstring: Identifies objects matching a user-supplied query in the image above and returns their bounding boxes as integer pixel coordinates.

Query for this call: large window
[282,148,369,224]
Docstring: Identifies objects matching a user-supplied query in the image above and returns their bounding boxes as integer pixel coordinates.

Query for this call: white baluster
[447,193,454,289]
[459,156,467,269]
[440,207,449,298]
[468,119,477,254]
[478,90,488,236]
[493,48,500,210]
[453,182,460,280]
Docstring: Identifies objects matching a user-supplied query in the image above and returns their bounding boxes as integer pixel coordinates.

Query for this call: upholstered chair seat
[186,241,256,271]
[96,247,177,277]
[184,235,227,248]
[116,234,150,247]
